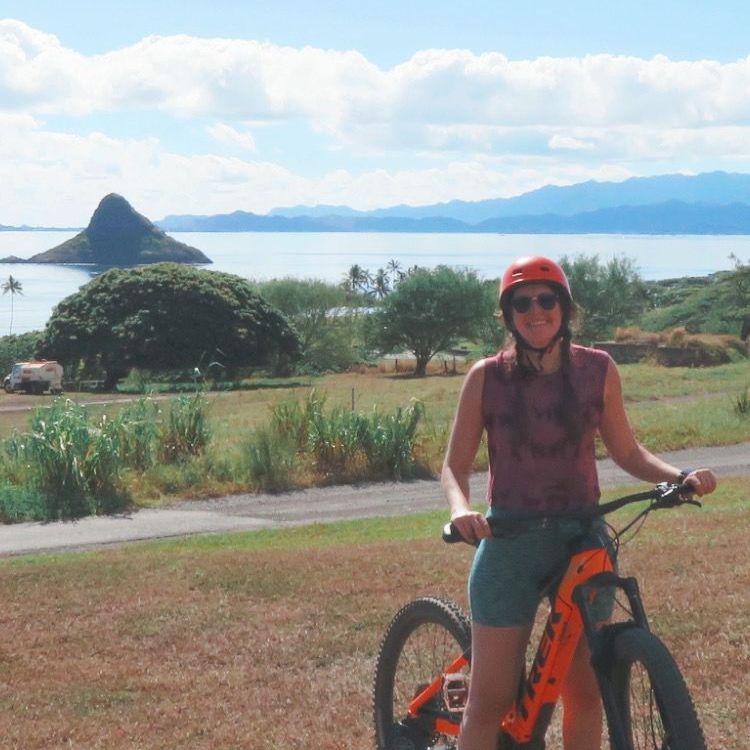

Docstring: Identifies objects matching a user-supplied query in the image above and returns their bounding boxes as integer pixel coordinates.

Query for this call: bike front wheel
[608,627,706,750]
[373,596,471,750]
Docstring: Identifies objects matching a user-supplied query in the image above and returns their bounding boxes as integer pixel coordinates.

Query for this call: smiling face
[509,282,563,350]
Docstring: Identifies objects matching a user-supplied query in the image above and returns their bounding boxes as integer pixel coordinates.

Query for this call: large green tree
[253,277,362,371]
[0,330,42,377]
[365,266,488,376]
[38,263,301,389]
[560,254,648,342]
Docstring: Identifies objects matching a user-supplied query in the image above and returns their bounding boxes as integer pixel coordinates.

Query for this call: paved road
[0,442,747,557]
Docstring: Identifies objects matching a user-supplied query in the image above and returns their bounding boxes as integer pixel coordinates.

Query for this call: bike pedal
[443,672,470,712]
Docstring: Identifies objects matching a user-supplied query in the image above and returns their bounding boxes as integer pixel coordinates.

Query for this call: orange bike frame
[407,544,615,744]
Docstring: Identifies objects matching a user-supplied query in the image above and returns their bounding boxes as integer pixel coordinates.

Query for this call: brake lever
[653,482,702,509]
[676,481,703,508]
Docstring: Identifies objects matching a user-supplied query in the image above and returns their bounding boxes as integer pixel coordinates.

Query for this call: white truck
[3,361,64,395]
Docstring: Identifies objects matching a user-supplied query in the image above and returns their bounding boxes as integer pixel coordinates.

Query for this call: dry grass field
[0,477,747,749]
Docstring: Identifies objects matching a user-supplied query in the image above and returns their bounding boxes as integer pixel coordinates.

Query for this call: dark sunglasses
[510,292,559,314]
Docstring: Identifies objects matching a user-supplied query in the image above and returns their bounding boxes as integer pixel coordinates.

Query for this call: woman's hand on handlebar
[682,468,718,497]
[449,510,491,544]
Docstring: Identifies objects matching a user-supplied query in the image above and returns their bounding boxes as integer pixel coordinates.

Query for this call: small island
[1,194,211,266]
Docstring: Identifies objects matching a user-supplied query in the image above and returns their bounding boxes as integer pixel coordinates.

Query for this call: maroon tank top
[481,345,612,512]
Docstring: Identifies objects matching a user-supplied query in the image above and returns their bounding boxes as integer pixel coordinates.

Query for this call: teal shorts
[469,514,616,628]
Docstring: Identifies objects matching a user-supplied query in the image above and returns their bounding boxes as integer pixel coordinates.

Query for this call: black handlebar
[443,482,701,544]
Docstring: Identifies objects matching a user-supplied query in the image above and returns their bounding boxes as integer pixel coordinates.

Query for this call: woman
[441,255,717,750]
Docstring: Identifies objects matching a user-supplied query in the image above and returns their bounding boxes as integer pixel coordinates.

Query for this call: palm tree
[387,258,405,283]
[372,268,391,299]
[2,275,23,336]
[342,264,371,294]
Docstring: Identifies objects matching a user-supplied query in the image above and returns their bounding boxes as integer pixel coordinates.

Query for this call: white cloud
[206,123,257,151]
[4,20,750,131]
[548,134,595,151]
[3,20,750,224]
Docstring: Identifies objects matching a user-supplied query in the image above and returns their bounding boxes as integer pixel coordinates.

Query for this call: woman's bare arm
[441,360,492,540]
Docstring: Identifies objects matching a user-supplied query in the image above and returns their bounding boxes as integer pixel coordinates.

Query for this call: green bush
[0,484,48,522]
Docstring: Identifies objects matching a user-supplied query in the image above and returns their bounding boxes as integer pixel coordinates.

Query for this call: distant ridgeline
[1,194,211,265]
[157,171,750,234]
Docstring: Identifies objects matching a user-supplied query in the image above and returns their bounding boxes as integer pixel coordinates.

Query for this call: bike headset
[499,256,574,369]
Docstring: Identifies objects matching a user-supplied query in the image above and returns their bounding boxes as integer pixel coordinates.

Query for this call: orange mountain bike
[373,483,707,750]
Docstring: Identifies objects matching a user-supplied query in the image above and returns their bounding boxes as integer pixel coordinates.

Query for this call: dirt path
[0,391,171,412]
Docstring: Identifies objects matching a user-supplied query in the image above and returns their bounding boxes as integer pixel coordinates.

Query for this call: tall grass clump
[23,399,127,519]
[114,396,161,470]
[245,428,299,492]
[360,401,425,479]
[733,385,750,418]
[244,391,427,491]
[158,392,211,463]
[270,389,326,446]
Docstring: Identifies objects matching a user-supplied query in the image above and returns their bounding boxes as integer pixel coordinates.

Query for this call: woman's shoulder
[570,344,614,374]
[480,349,514,380]
[571,343,613,362]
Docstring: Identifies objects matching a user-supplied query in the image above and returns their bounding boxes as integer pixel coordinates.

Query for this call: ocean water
[0,230,746,335]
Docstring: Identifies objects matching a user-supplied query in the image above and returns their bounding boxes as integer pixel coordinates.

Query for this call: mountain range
[268,171,750,222]
[156,171,750,234]
[4,171,750,235]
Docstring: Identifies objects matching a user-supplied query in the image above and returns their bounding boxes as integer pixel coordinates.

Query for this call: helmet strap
[512,326,563,372]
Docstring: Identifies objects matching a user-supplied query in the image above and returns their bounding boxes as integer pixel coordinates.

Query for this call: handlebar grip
[442,522,465,544]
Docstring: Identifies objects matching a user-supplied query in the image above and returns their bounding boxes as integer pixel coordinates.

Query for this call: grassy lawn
[0,476,746,749]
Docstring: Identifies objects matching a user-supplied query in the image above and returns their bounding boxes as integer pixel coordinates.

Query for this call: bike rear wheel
[608,627,706,750]
[373,597,471,750]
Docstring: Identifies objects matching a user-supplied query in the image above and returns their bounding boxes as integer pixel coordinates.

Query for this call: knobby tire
[373,597,471,750]
[607,627,706,750]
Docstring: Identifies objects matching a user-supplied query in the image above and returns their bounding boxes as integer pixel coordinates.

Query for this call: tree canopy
[38,263,301,388]
[0,330,42,377]
[365,266,489,376]
[252,277,363,371]
[560,254,648,342]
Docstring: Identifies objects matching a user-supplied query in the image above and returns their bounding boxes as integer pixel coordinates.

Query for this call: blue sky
[2,1,750,225]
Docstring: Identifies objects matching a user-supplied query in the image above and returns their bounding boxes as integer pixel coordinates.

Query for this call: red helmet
[499,255,572,306]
